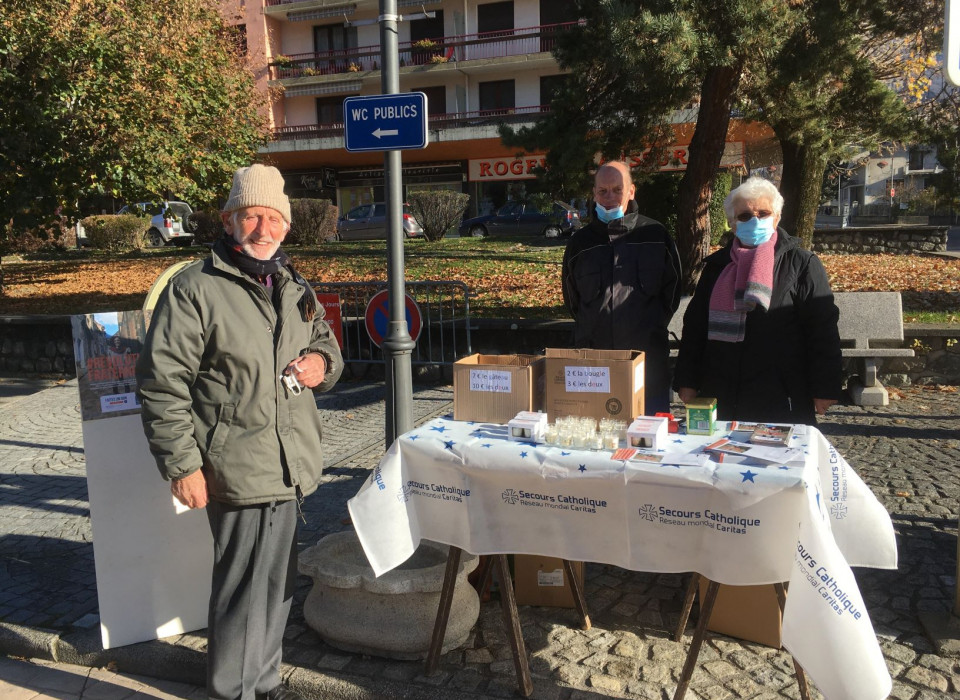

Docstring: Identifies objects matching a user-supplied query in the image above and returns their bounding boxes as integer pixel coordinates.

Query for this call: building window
[908,147,928,171]
[478,1,514,34]
[539,0,578,25]
[316,97,344,125]
[411,10,444,43]
[479,80,515,114]
[539,75,568,109]
[314,23,358,53]
[415,86,446,117]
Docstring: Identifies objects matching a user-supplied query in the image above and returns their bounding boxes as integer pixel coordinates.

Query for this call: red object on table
[656,412,680,433]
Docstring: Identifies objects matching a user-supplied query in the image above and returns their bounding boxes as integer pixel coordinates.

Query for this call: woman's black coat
[672,229,841,425]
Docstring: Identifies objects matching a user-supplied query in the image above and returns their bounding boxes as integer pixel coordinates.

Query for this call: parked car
[458,201,581,239]
[336,203,423,240]
[460,202,580,238]
[118,201,196,246]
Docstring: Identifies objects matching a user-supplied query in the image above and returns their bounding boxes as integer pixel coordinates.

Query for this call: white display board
[73,312,212,649]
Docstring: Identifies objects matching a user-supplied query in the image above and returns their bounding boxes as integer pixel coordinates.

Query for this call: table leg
[495,554,534,697]
[774,583,810,700]
[674,573,701,642]
[562,559,591,630]
[425,546,462,676]
[673,579,720,700]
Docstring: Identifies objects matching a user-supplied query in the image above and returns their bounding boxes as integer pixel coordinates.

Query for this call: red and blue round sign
[364,290,423,348]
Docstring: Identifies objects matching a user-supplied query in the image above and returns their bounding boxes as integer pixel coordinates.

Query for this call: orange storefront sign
[468,155,547,181]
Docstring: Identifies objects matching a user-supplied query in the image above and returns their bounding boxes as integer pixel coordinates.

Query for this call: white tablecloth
[348,417,897,700]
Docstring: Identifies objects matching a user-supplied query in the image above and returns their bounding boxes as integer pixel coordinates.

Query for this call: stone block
[298,532,479,660]
[848,378,889,406]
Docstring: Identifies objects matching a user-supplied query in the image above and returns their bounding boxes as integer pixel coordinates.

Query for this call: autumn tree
[0,0,268,234]
[502,0,798,292]
[742,2,941,246]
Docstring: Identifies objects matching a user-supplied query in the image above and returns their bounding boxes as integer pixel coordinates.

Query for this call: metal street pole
[379,0,415,448]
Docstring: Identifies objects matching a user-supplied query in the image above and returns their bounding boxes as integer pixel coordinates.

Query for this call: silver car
[336,203,423,240]
[118,201,196,247]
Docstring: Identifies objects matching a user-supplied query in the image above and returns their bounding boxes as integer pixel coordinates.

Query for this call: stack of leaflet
[704,437,803,465]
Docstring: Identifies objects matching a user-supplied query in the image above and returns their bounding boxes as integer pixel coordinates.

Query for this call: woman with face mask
[673,176,842,425]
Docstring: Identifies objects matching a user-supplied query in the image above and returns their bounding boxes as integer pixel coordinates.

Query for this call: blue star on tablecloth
[578,464,586,473]
[561,451,571,456]
[407,434,420,441]
[430,425,448,433]
[519,451,529,459]
[482,443,492,448]
[444,440,456,450]
[740,470,757,483]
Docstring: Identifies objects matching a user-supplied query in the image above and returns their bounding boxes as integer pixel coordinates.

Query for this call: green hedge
[288,198,338,245]
[81,214,149,252]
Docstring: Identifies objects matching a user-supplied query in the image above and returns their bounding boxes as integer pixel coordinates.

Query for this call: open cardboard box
[543,348,645,422]
[453,354,544,424]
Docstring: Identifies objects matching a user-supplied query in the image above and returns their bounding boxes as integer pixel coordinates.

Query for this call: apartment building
[225,0,766,218]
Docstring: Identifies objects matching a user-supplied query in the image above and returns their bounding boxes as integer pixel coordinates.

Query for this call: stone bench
[667,291,914,406]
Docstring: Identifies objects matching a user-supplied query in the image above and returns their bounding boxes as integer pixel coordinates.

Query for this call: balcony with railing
[268,21,581,81]
[271,105,549,142]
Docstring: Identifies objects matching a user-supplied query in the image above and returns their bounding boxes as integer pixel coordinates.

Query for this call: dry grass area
[1,244,958,322]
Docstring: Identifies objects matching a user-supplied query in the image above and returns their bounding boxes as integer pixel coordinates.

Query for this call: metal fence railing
[311,280,472,371]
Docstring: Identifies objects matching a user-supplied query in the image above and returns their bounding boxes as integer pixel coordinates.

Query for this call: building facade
[224,0,762,218]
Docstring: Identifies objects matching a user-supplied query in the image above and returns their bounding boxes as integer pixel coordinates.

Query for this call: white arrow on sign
[373,128,399,139]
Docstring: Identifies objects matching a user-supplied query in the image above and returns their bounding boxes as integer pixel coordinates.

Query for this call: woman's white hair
[723,176,785,226]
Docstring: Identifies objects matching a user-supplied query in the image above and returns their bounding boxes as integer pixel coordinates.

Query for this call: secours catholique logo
[637,503,760,535]
[398,479,471,504]
[501,488,608,514]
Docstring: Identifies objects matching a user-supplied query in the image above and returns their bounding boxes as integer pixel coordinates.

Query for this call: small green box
[686,397,718,435]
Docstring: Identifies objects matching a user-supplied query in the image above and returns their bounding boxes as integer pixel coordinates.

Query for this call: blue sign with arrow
[343,93,429,152]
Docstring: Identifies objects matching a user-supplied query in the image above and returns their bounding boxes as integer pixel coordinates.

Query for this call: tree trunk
[675,65,741,294]
[777,138,827,250]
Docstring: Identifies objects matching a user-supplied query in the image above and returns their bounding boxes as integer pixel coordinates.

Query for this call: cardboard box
[513,555,585,608]
[543,348,645,423]
[699,579,783,648]
[453,354,544,424]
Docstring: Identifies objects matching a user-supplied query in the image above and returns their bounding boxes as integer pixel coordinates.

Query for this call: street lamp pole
[379,0,415,447]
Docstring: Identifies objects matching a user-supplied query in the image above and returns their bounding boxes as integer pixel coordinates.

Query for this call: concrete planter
[299,531,479,660]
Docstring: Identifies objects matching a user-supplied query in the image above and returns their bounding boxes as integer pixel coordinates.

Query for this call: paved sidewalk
[1,378,959,699]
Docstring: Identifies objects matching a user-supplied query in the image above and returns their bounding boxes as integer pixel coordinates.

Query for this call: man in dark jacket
[562,161,682,414]
[137,164,343,700]
[673,176,841,425]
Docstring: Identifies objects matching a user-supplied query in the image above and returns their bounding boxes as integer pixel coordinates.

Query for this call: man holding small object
[137,164,342,700]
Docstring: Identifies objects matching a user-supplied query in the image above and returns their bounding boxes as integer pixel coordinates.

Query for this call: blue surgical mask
[734,216,775,247]
[595,203,625,223]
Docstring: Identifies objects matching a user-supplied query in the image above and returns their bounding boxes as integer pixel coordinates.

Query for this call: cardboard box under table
[453,354,544,424]
[697,579,783,648]
[513,555,585,608]
[543,348,645,422]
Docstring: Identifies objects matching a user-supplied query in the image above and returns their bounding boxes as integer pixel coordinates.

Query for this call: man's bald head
[593,161,635,214]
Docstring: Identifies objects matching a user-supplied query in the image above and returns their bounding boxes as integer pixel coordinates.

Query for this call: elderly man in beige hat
[137,164,343,700]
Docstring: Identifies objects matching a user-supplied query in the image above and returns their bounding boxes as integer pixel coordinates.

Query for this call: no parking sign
[364,290,423,348]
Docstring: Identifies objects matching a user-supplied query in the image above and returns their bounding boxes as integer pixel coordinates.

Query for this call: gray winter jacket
[136,240,343,505]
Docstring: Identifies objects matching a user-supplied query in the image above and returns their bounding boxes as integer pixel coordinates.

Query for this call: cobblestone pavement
[1,379,958,700]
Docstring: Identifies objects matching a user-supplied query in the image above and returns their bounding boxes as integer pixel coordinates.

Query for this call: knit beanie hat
[224,164,291,224]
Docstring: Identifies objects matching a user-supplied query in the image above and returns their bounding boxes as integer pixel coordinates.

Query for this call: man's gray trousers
[205,499,298,700]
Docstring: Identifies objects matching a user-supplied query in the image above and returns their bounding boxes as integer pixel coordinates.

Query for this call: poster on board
[71,311,212,650]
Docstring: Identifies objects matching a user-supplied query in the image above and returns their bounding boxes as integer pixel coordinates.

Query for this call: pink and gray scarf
[707,231,777,342]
